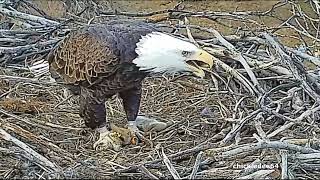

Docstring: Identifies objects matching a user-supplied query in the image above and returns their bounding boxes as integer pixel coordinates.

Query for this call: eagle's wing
[48,29,119,86]
[48,21,159,87]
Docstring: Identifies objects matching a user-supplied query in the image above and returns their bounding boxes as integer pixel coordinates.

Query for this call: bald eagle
[47,21,214,151]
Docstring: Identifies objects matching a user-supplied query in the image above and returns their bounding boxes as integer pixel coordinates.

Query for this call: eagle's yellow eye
[182,51,191,57]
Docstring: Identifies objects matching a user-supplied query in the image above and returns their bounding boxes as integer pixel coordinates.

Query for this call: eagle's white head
[133,32,214,78]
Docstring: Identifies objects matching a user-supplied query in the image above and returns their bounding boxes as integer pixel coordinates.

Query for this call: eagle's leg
[119,85,168,143]
[79,87,123,151]
[118,85,145,144]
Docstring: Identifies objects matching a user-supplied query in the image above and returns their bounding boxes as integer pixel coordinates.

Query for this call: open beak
[186,49,214,78]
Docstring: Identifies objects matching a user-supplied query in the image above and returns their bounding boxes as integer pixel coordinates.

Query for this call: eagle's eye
[182,51,191,57]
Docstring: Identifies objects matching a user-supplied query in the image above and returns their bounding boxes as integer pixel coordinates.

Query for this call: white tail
[29,59,50,78]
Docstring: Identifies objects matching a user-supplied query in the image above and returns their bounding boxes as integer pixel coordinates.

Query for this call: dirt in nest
[0,75,287,178]
[0,75,234,179]
[0,98,50,114]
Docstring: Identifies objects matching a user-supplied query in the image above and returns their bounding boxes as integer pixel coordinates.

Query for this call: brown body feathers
[48,21,157,129]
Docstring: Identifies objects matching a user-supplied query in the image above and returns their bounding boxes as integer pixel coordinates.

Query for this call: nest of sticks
[1,0,320,179]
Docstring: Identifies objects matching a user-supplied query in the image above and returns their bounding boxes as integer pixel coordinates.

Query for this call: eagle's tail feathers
[29,59,50,78]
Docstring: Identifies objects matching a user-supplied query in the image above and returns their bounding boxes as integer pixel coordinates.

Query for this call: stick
[263,33,320,103]
[138,165,159,180]
[0,75,58,86]
[221,109,262,145]
[0,128,60,173]
[185,20,199,47]
[254,113,268,141]
[162,148,181,179]
[0,39,58,53]
[280,150,288,179]
[239,159,262,176]
[267,122,295,139]
[3,122,72,157]
[291,153,320,160]
[237,169,275,179]
[208,28,262,94]
[0,7,59,26]
[189,151,204,179]
[207,141,320,160]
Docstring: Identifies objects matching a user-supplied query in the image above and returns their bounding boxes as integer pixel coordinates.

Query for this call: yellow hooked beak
[186,49,214,78]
